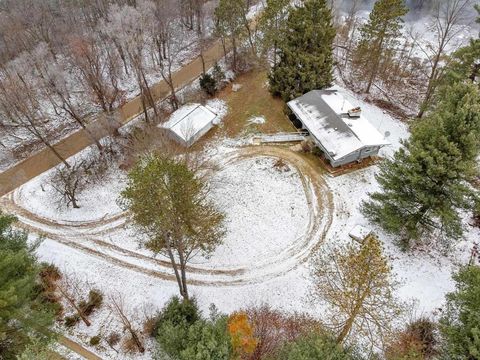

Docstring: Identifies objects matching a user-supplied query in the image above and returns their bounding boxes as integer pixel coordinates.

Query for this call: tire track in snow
[1,146,334,286]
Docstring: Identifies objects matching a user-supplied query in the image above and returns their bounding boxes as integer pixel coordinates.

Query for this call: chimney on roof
[348,107,361,118]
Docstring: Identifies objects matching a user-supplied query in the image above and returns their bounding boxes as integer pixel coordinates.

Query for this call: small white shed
[159,103,218,147]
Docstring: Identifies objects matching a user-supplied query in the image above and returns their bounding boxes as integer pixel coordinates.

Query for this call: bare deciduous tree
[51,161,90,209]
[68,35,122,114]
[30,42,104,151]
[0,58,70,167]
[415,0,473,117]
[56,273,92,327]
[109,293,145,353]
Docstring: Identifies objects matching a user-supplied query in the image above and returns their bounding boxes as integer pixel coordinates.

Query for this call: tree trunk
[232,36,237,72]
[166,241,188,300]
[71,195,80,209]
[336,290,369,343]
[417,55,441,118]
[178,248,189,300]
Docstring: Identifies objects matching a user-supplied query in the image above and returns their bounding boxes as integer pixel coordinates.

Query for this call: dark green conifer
[268,0,335,102]
[362,83,480,247]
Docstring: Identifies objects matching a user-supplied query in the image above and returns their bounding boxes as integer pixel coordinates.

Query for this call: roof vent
[348,107,361,118]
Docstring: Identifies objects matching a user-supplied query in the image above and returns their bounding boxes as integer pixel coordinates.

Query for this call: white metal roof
[159,103,217,143]
[287,90,389,161]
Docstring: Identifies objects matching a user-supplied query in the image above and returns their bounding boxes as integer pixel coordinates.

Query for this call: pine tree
[258,0,290,68]
[0,212,55,359]
[440,265,480,359]
[276,332,359,359]
[311,235,402,345]
[443,39,480,88]
[353,0,408,93]
[215,0,253,71]
[362,82,480,247]
[268,0,335,102]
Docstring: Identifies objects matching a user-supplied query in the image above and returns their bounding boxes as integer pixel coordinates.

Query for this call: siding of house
[291,107,383,168]
[310,135,381,167]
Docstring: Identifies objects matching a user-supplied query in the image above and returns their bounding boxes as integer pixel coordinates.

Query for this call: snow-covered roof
[159,103,217,144]
[349,225,372,241]
[287,90,389,161]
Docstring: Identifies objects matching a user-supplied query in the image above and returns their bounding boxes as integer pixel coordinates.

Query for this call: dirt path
[58,335,103,360]
[0,146,334,286]
[0,39,226,197]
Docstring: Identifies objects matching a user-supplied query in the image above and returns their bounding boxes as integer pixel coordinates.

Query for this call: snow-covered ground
[3,86,479,359]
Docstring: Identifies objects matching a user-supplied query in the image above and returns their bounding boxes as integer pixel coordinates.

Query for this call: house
[287,90,389,167]
[159,103,218,147]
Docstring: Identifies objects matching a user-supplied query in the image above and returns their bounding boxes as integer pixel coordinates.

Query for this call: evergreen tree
[0,212,55,359]
[362,82,480,246]
[268,0,335,102]
[275,332,360,360]
[443,39,480,88]
[199,73,217,96]
[155,296,232,360]
[215,0,253,71]
[353,0,408,93]
[440,265,480,359]
[258,0,290,68]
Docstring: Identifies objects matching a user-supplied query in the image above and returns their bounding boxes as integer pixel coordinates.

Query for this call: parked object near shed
[349,225,372,242]
[158,104,218,147]
[287,90,389,167]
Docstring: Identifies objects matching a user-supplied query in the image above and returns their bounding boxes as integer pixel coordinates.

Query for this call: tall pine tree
[353,0,408,93]
[362,82,480,247]
[0,212,55,358]
[440,265,480,359]
[258,0,290,68]
[268,0,335,102]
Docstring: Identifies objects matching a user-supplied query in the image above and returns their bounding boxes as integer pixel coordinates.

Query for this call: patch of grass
[216,70,296,138]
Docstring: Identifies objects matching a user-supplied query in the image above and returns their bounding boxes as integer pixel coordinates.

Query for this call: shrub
[79,289,104,316]
[64,314,80,327]
[155,296,201,356]
[406,318,437,357]
[36,263,63,315]
[143,316,158,338]
[228,312,257,358]
[155,296,232,360]
[178,316,232,360]
[156,296,200,329]
[39,263,62,283]
[107,332,121,347]
[212,63,226,88]
[89,335,101,346]
[385,318,437,360]
[274,332,358,360]
[245,305,323,360]
[199,73,217,96]
[472,200,480,228]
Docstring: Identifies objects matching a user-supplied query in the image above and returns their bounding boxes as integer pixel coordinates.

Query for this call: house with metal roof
[287,89,390,167]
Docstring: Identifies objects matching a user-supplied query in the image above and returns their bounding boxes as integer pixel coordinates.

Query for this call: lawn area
[216,70,296,137]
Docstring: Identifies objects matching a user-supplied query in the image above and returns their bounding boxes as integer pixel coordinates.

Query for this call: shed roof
[287,90,389,161]
[349,225,372,241]
[159,103,217,144]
